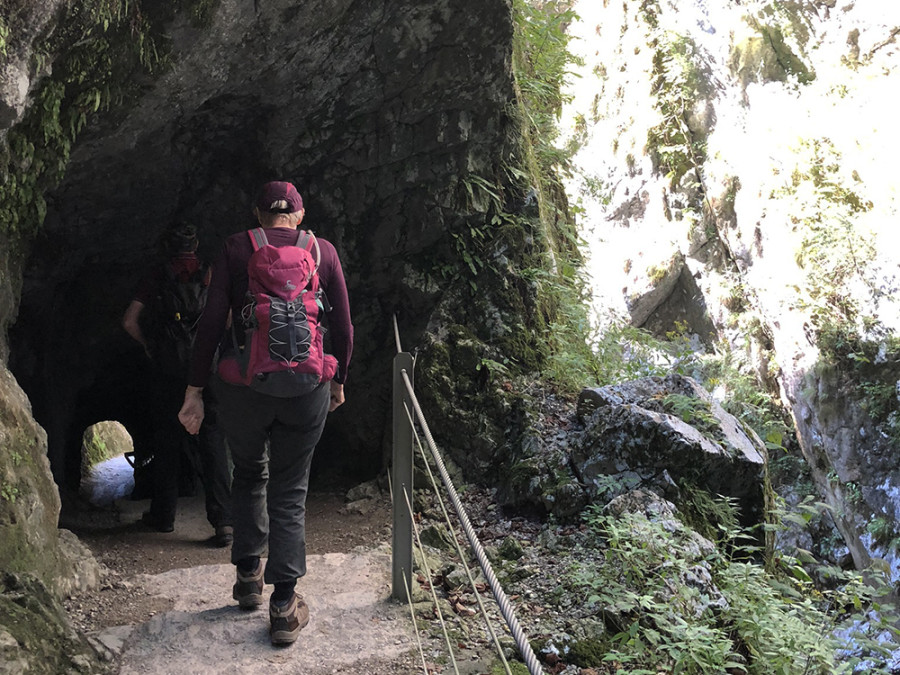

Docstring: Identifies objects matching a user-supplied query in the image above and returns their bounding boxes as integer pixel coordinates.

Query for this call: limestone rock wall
[6,0,522,488]
[565,0,900,570]
[0,0,527,669]
[0,367,101,594]
[0,366,106,672]
[0,2,107,670]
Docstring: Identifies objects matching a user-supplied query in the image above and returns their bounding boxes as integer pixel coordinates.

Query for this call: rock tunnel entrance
[5,0,516,501]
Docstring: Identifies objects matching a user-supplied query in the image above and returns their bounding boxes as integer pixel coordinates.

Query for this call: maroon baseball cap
[256,181,304,213]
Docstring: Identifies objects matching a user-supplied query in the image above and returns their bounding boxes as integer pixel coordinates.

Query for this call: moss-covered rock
[729,25,813,87]
[497,424,587,520]
[574,374,767,525]
[79,420,132,478]
[0,572,112,675]
[498,535,525,561]
[0,366,104,672]
[416,323,524,481]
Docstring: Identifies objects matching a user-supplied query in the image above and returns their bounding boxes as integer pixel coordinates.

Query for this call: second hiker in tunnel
[177,181,354,646]
[122,222,233,545]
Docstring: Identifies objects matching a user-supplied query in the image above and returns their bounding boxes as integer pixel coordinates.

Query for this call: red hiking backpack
[218,228,337,397]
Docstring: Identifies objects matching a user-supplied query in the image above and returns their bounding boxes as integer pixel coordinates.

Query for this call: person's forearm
[122,300,148,348]
[123,322,146,347]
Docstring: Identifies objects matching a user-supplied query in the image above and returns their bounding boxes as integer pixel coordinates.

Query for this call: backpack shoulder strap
[295,229,320,271]
[248,228,268,251]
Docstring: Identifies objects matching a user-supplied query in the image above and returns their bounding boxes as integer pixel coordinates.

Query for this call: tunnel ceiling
[8,0,517,488]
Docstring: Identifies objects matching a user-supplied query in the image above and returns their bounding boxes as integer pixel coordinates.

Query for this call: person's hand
[329,381,345,412]
[178,386,205,435]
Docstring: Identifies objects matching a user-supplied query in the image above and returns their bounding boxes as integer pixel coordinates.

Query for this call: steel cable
[402,487,462,675]
[393,314,403,354]
[393,314,403,355]
[401,370,543,675]
[403,400,514,675]
[401,572,431,675]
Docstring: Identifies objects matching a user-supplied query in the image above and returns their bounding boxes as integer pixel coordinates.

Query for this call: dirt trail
[65,483,431,674]
[103,550,414,674]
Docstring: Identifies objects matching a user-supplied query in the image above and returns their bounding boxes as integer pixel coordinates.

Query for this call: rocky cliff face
[3,0,896,667]
[565,0,900,571]
[3,0,528,491]
[0,0,542,669]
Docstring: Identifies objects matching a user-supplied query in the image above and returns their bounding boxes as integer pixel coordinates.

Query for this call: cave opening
[4,0,515,512]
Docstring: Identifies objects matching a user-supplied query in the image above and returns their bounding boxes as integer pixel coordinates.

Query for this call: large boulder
[573,374,767,523]
[0,366,102,595]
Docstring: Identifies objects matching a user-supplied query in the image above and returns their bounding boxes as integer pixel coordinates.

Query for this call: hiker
[177,181,353,646]
[122,221,233,546]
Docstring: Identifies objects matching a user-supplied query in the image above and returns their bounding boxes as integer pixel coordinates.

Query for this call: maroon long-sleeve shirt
[188,226,353,388]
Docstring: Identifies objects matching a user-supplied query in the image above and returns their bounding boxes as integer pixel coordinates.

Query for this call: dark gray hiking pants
[148,373,231,529]
[213,378,330,585]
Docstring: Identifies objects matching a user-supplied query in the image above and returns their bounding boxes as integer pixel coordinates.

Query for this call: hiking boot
[213,525,233,548]
[140,511,174,533]
[232,562,264,609]
[269,593,309,645]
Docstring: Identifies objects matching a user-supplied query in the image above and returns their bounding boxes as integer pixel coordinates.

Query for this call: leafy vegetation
[0,0,219,250]
[701,343,791,451]
[0,481,19,503]
[564,504,900,674]
[512,0,582,224]
[423,0,592,382]
[0,15,8,58]
[509,0,587,357]
[787,140,876,331]
[743,1,815,84]
[499,0,900,672]
[772,134,900,443]
[1,1,153,245]
[81,432,109,469]
[509,0,791,450]
[647,30,707,191]
[660,393,719,432]
[865,517,900,554]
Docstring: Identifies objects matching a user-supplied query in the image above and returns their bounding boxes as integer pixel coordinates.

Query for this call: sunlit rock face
[6,0,517,489]
[0,0,66,131]
[563,0,900,570]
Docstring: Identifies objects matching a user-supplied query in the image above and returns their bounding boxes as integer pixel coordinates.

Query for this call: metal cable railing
[401,399,513,674]
[400,371,543,675]
[391,316,543,675]
[402,487,462,675]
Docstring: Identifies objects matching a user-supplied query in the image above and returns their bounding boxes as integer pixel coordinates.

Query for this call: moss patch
[0,0,221,250]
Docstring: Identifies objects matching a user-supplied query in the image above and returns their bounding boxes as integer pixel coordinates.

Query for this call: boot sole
[270,614,309,645]
[233,589,263,609]
[235,594,263,609]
